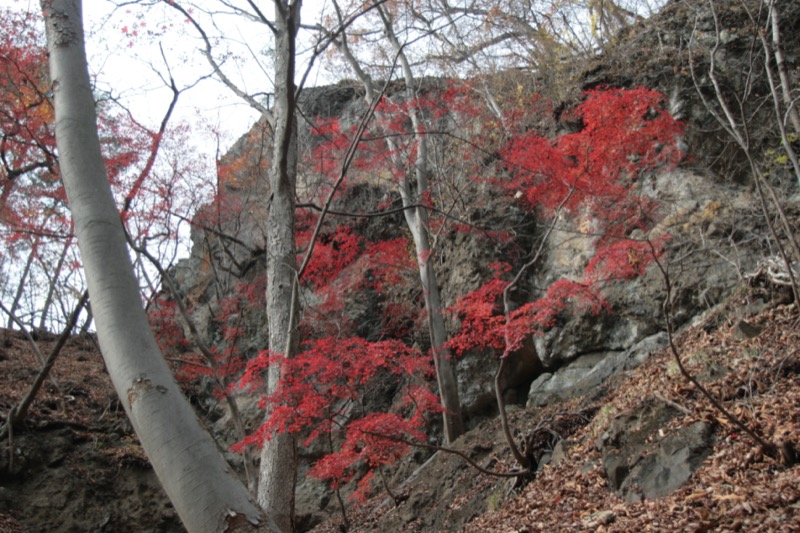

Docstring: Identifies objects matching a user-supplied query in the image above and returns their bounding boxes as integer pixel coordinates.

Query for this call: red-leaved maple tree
[233,336,440,502]
[216,85,684,504]
[449,87,683,356]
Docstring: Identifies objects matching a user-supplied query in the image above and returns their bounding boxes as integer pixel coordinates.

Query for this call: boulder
[527,332,668,407]
[458,338,542,420]
[598,400,714,502]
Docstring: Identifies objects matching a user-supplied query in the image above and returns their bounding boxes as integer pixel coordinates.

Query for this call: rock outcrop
[598,400,714,502]
[166,0,798,527]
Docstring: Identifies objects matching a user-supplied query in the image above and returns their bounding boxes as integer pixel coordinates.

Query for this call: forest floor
[0,329,180,532]
[470,301,800,532]
[311,301,800,532]
[0,300,799,532]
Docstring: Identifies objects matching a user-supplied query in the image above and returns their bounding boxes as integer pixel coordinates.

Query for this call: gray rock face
[524,168,737,379]
[156,1,796,526]
[527,332,668,407]
[598,400,714,502]
[520,166,759,411]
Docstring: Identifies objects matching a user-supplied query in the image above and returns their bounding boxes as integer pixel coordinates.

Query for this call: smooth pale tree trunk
[343,2,465,442]
[257,1,301,531]
[395,22,464,439]
[404,201,465,443]
[41,1,274,531]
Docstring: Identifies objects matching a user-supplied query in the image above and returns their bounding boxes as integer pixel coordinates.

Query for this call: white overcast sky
[4,0,668,155]
[83,0,268,152]
[1,0,337,326]
[2,0,333,154]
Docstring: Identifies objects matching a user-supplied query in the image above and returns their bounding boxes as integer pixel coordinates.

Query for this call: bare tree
[689,0,800,302]
[172,1,304,526]
[5,242,36,329]
[37,232,74,330]
[164,1,389,524]
[330,0,465,443]
[40,1,273,531]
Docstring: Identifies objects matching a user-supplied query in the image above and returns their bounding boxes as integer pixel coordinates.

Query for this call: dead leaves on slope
[468,304,800,532]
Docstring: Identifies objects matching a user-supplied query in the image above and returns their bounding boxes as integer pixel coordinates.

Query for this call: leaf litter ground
[313,303,800,532]
[0,301,798,532]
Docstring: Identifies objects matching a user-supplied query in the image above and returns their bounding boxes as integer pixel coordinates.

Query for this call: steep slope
[309,301,799,532]
[0,330,182,532]
[2,294,796,532]
[1,0,798,531]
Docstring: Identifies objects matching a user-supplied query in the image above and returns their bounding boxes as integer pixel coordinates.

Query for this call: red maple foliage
[0,10,145,328]
[0,9,61,246]
[0,7,148,238]
[500,87,683,225]
[147,297,192,357]
[449,87,683,356]
[151,274,266,397]
[1,8,212,329]
[301,233,419,340]
[232,335,439,501]
[219,85,683,506]
[298,224,362,289]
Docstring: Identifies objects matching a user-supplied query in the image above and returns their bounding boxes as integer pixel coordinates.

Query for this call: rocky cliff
[162,0,799,529]
[2,0,798,531]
